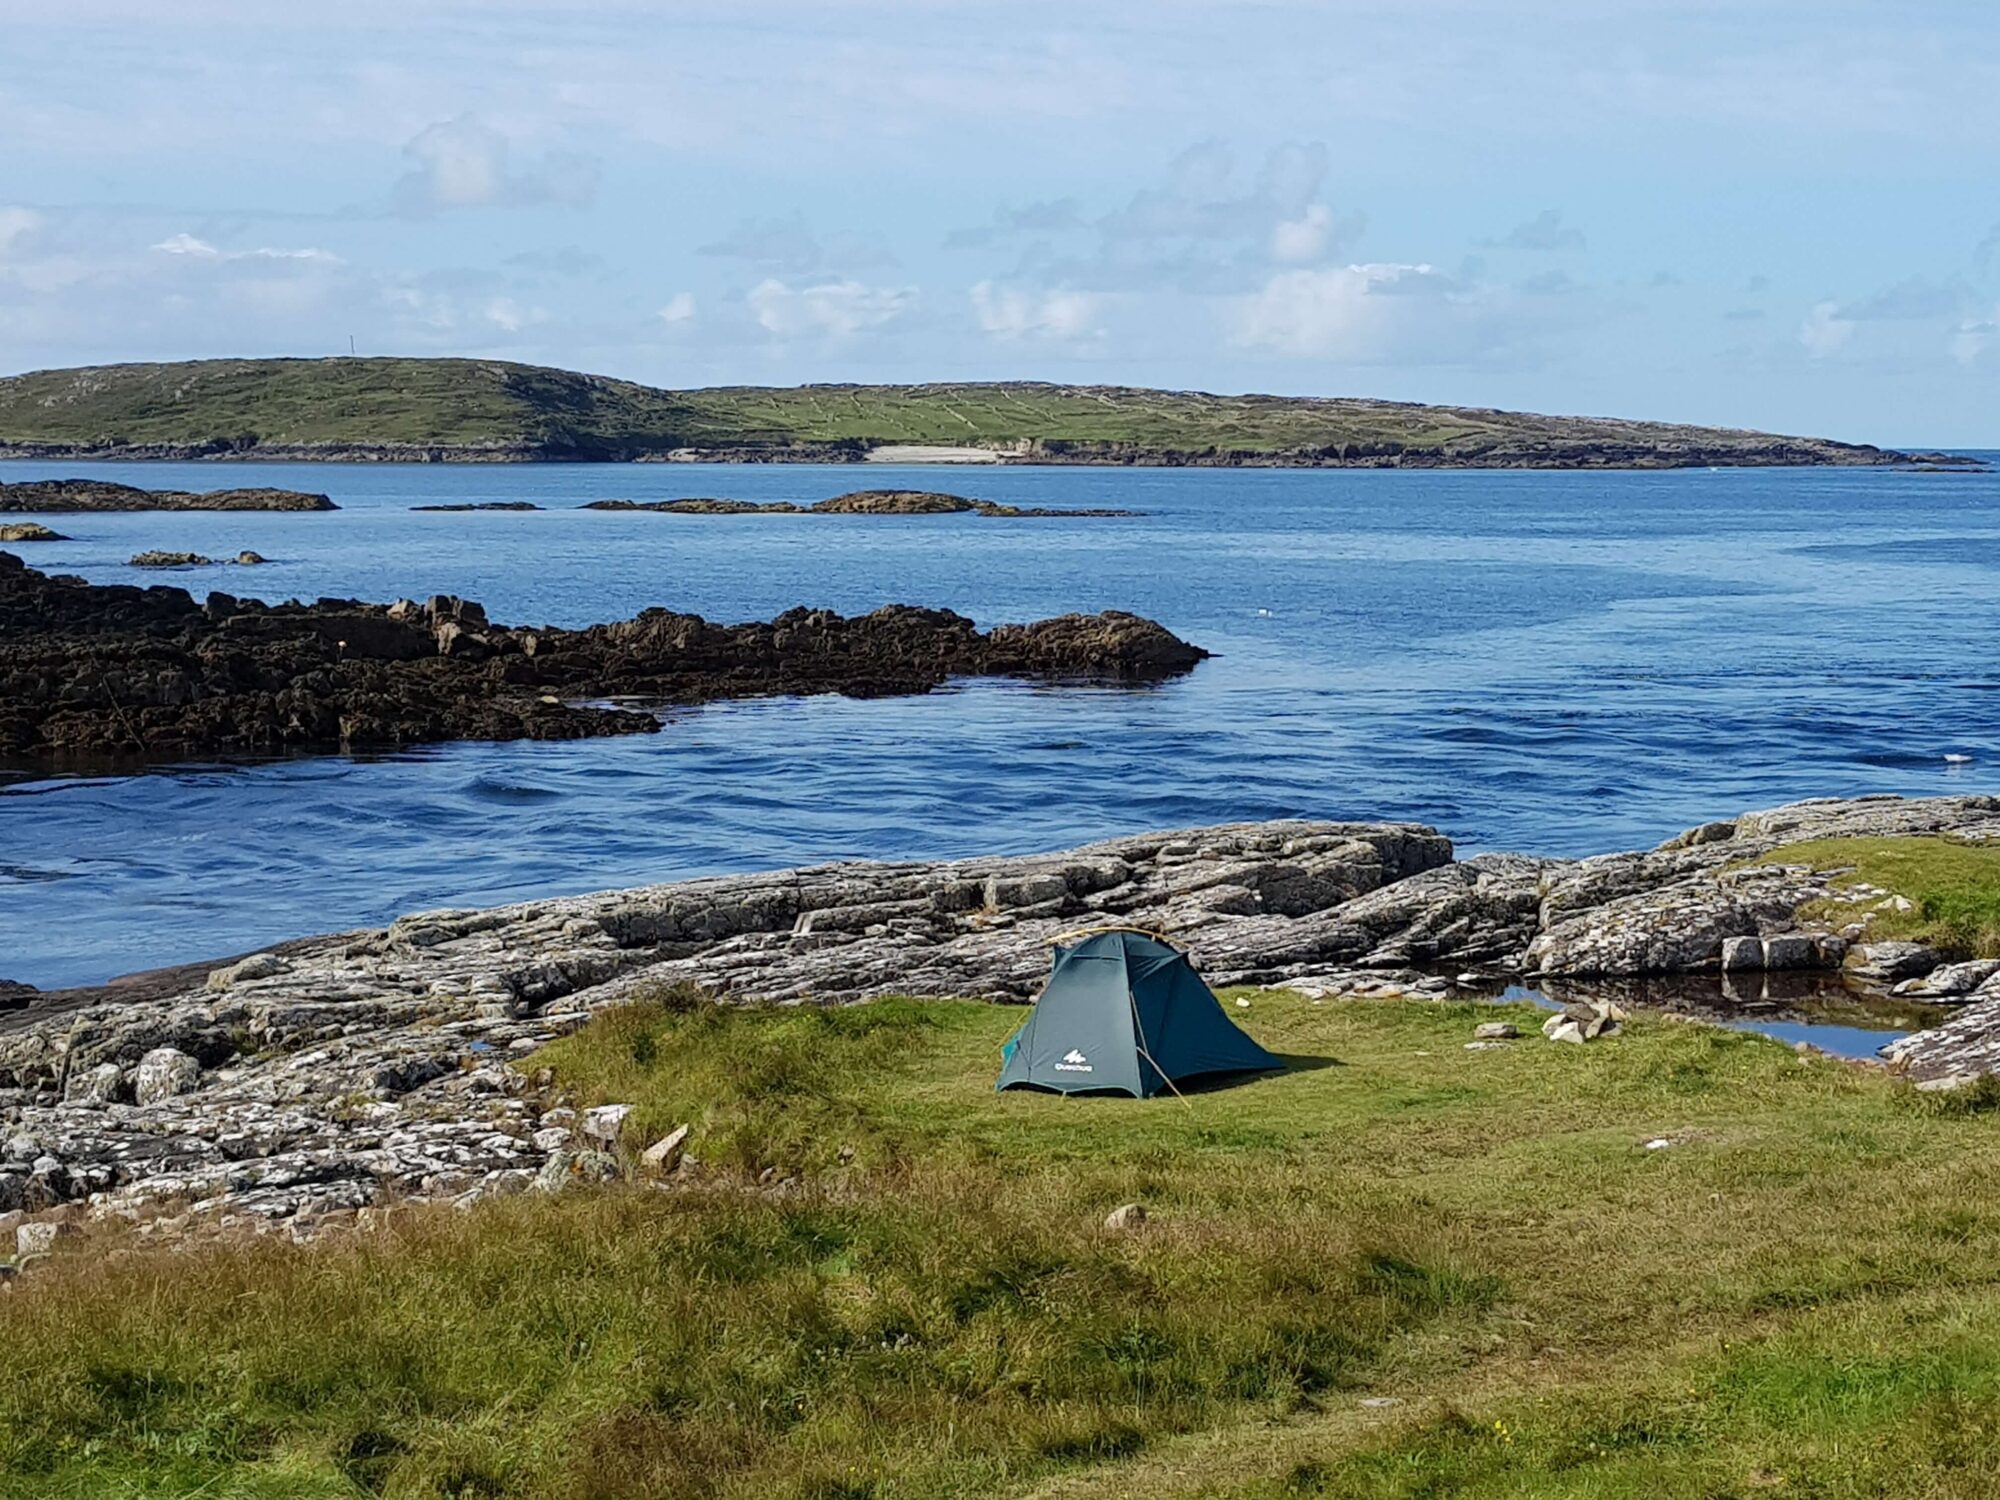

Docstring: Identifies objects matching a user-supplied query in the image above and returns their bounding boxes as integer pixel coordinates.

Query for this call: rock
[207,952,292,990]
[0,523,66,542]
[129,550,215,568]
[535,1148,619,1192]
[530,1126,571,1152]
[1761,934,1818,971]
[0,480,334,513]
[1721,935,1764,972]
[15,1219,78,1259]
[233,551,268,566]
[1847,941,1944,985]
[0,552,1207,763]
[1897,960,2000,999]
[65,1062,126,1104]
[1103,1203,1147,1230]
[582,1104,634,1145]
[133,1047,200,1104]
[1543,1000,1623,1044]
[640,1124,690,1172]
[1472,1022,1519,1040]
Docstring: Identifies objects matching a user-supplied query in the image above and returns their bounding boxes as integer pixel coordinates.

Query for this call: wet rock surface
[6,794,2000,1241]
[0,551,1208,763]
[0,478,335,512]
[0,522,66,542]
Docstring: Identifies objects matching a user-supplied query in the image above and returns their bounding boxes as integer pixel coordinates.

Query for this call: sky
[1,0,1996,445]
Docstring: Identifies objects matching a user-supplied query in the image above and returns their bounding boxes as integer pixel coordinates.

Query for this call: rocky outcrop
[7,794,2000,1239]
[0,820,1450,1233]
[129,550,216,568]
[0,552,1208,763]
[0,522,65,542]
[0,479,334,512]
[410,502,543,512]
[581,492,1142,518]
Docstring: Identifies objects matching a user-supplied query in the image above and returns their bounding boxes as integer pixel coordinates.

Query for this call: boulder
[1472,1021,1519,1040]
[1103,1203,1148,1231]
[64,1062,125,1105]
[0,523,65,542]
[133,1047,201,1104]
[1846,941,1943,985]
[15,1219,78,1260]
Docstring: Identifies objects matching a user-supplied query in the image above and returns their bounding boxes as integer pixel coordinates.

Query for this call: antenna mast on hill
[348,334,356,356]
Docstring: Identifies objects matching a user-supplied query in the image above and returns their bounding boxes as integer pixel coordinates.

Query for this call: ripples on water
[4,458,1998,988]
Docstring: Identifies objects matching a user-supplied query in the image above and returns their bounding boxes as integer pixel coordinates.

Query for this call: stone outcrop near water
[5,794,2000,1246]
[0,551,1209,763]
[581,490,1142,517]
[0,479,335,512]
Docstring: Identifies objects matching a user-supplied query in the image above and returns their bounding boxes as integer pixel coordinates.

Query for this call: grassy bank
[4,992,1999,1497]
[1758,834,2000,957]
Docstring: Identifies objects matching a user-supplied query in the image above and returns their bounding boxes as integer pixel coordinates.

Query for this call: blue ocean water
[4,457,1997,989]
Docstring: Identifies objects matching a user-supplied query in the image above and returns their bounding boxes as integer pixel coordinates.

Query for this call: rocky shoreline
[0,551,1207,763]
[5,793,2000,1251]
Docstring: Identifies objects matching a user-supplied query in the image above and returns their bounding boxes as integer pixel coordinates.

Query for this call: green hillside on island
[0,356,1904,468]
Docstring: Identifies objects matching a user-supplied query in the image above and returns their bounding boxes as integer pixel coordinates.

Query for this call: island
[0,356,1928,469]
[0,550,1206,764]
[580,489,1142,517]
[0,478,335,512]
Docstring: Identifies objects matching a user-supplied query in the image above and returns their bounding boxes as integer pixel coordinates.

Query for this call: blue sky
[1,0,1995,444]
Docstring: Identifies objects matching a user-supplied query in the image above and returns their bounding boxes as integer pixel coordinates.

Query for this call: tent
[995,929,1283,1098]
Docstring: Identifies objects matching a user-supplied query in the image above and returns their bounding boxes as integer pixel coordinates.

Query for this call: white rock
[582,1104,634,1145]
[1103,1202,1147,1231]
[640,1124,690,1172]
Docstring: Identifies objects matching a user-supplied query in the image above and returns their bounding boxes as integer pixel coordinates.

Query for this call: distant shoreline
[0,442,1950,470]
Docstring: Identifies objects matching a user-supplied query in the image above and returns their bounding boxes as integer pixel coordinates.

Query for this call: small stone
[640,1124,690,1172]
[16,1220,78,1260]
[530,1126,571,1152]
[1103,1202,1148,1231]
[1472,1022,1519,1040]
[581,1104,634,1145]
[1542,1016,1587,1045]
[1359,1396,1401,1409]
[1643,1138,1673,1150]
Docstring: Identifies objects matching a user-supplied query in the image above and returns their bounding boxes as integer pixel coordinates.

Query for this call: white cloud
[152,232,338,263]
[0,207,45,259]
[392,115,599,215]
[1234,262,1460,359]
[153,232,219,257]
[1799,300,1853,358]
[747,278,914,337]
[1270,203,1336,265]
[969,280,1099,340]
[483,296,547,333]
[1952,312,1997,366]
[657,292,696,325]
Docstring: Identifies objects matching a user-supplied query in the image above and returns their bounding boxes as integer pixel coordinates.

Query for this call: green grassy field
[4,988,1998,1498]
[0,357,1895,465]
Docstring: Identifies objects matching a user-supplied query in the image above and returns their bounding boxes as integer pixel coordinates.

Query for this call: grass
[4,989,2000,1497]
[0,357,1888,464]
[1755,835,2000,957]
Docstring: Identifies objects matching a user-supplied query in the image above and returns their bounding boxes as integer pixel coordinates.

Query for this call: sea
[4,457,1997,1002]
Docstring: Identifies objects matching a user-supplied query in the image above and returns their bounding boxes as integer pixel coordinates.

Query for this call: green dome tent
[995,929,1283,1098]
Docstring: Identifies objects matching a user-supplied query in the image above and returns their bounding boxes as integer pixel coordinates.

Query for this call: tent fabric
[994,930,1282,1098]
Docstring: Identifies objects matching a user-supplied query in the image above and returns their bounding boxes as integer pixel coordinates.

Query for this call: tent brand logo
[1054,1048,1093,1073]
